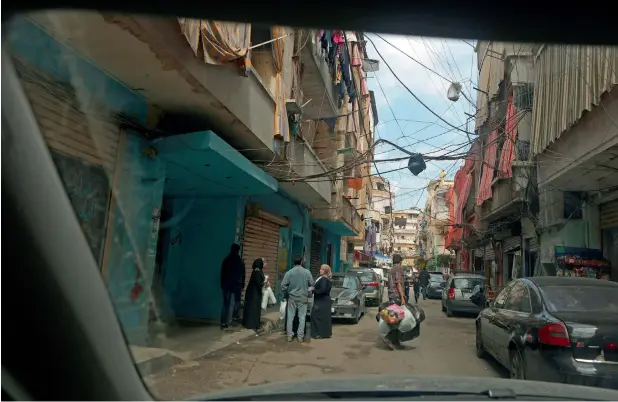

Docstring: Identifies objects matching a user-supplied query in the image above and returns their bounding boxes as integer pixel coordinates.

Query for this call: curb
[141,311,282,378]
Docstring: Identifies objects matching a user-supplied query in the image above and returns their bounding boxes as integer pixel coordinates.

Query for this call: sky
[364,34,477,210]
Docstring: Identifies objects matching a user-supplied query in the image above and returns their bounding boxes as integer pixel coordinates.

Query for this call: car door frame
[483,281,515,358]
[493,280,534,366]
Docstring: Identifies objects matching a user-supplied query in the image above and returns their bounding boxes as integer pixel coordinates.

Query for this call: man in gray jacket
[281,255,314,343]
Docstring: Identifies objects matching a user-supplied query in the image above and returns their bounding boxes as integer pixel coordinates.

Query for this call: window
[539,285,618,313]
[493,282,515,309]
[453,277,484,290]
[504,281,531,313]
[376,182,385,191]
[332,275,359,290]
[529,286,542,313]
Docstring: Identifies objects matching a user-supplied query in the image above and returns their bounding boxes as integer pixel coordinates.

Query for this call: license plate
[343,313,352,317]
[331,308,335,313]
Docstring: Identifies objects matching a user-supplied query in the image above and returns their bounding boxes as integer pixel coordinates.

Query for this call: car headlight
[338,300,355,306]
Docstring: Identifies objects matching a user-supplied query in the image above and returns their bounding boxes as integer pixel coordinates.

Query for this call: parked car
[331,272,366,324]
[441,273,485,317]
[353,269,383,306]
[474,277,618,388]
[426,275,446,299]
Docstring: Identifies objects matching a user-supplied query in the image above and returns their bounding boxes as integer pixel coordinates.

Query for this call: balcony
[20,13,333,206]
[312,193,362,236]
[418,229,428,239]
[300,31,339,120]
[480,161,535,221]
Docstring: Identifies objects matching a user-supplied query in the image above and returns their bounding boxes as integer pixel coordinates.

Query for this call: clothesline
[249,33,293,50]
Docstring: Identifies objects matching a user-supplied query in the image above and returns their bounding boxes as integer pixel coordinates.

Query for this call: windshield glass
[8,8,618,398]
[539,286,618,313]
[357,272,375,282]
[332,276,358,290]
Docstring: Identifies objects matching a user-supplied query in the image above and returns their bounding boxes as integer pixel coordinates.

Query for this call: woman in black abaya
[311,264,333,339]
[243,258,266,334]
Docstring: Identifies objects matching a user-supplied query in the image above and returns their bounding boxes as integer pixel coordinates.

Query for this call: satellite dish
[447,82,463,102]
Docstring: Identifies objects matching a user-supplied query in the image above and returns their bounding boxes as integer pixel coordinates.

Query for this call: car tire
[446,302,454,317]
[476,324,487,359]
[352,309,360,324]
[509,348,526,380]
[441,301,446,312]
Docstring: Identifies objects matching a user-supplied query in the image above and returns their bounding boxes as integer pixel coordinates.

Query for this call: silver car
[441,274,485,317]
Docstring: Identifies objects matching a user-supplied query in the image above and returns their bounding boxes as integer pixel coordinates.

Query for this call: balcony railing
[480,146,534,221]
[311,192,362,235]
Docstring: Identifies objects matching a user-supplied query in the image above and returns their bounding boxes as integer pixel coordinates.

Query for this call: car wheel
[352,309,360,324]
[509,348,526,380]
[446,302,454,317]
[475,324,487,358]
[441,301,446,312]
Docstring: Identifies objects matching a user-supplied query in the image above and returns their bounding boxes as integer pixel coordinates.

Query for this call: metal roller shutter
[242,215,281,301]
[503,236,521,252]
[14,58,121,266]
[484,243,495,261]
[310,225,323,279]
[601,200,618,229]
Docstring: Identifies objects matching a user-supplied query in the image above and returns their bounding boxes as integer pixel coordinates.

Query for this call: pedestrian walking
[220,244,245,330]
[281,255,314,343]
[311,264,333,339]
[412,273,420,303]
[418,267,430,300]
[387,255,405,304]
[242,258,267,334]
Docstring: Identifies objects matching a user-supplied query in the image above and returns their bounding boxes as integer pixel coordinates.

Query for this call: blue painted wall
[323,230,342,273]
[160,197,244,321]
[9,18,165,345]
[106,135,166,345]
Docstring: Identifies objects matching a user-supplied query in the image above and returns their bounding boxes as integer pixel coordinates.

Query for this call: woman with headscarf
[311,264,333,339]
[243,258,266,334]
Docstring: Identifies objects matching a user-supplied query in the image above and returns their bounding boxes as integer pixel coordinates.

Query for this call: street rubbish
[262,275,277,310]
[376,301,425,350]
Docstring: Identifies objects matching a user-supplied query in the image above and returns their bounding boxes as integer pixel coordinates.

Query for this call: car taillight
[366,281,379,287]
[448,288,455,299]
[605,343,618,350]
[538,322,571,347]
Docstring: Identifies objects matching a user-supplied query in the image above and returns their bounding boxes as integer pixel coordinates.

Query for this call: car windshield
[357,272,374,282]
[539,286,618,313]
[332,276,358,290]
[8,7,618,399]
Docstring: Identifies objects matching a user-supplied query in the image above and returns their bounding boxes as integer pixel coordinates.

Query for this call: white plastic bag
[378,318,391,341]
[398,305,417,333]
[279,300,287,321]
[262,286,276,309]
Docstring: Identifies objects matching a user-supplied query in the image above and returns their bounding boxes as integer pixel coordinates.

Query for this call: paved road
[148,299,507,399]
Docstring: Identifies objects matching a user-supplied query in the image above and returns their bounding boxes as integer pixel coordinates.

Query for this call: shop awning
[156,130,278,198]
[313,220,357,237]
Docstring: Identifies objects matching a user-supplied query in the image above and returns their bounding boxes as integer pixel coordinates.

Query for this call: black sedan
[426,276,446,299]
[474,277,618,389]
[330,272,366,324]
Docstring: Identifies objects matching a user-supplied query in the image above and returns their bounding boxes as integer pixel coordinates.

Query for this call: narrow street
[147,299,507,400]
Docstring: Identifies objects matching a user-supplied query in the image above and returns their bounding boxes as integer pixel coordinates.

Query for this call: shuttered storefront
[502,236,521,252]
[14,58,121,265]
[601,199,618,229]
[310,225,324,279]
[242,211,287,300]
